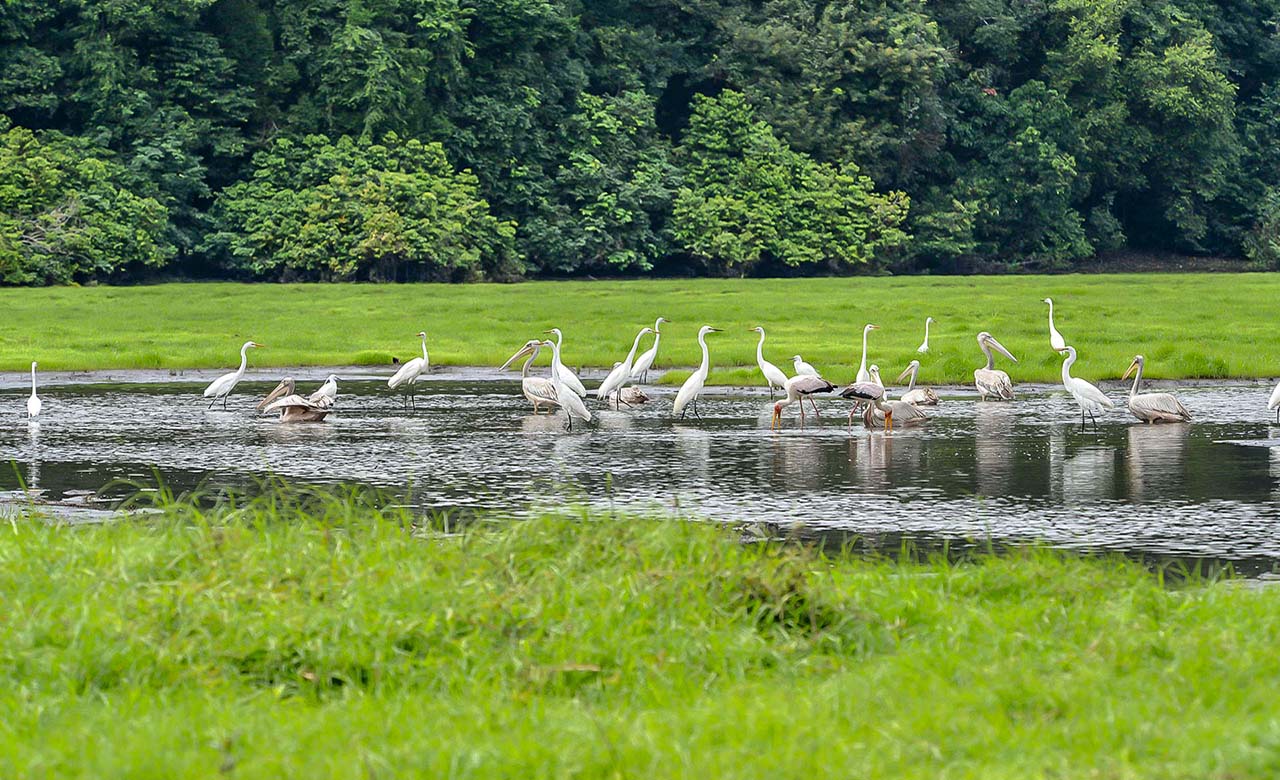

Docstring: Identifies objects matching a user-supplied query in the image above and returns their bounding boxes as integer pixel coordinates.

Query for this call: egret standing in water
[596,326,654,407]
[543,337,591,429]
[673,326,722,421]
[630,317,668,384]
[856,323,880,383]
[916,317,935,354]
[770,374,836,429]
[27,361,41,418]
[546,328,588,398]
[750,326,789,399]
[1043,298,1066,352]
[204,341,263,409]
[973,331,1018,401]
[387,331,428,408]
[1057,346,1113,426]
[1121,355,1191,423]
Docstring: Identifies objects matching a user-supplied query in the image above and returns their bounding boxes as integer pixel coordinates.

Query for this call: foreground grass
[2,274,1278,384]
[3,495,1280,777]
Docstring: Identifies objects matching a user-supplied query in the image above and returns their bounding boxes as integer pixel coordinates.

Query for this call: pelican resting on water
[258,377,336,422]
[974,331,1018,401]
[500,340,559,414]
[770,374,836,429]
[1121,355,1191,423]
[1057,346,1113,425]
[839,382,926,431]
[896,360,939,406]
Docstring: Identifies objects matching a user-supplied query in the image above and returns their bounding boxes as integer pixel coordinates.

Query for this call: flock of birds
[16,299,1280,428]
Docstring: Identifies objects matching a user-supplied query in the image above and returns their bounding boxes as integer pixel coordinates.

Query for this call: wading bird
[856,324,881,383]
[546,328,588,398]
[1043,298,1066,352]
[974,332,1018,401]
[917,317,935,354]
[853,374,928,430]
[258,377,336,422]
[387,331,428,408]
[839,381,922,431]
[792,355,820,378]
[500,339,559,414]
[204,341,263,409]
[596,327,654,407]
[1121,355,1191,423]
[770,374,836,429]
[896,360,939,406]
[1057,346,1114,426]
[750,326,789,399]
[630,317,668,383]
[27,361,40,418]
[674,326,722,421]
[543,336,592,429]
[1270,379,1280,423]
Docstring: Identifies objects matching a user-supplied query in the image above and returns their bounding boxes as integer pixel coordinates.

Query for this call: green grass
[2,275,1278,385]
[4,491,1280,777]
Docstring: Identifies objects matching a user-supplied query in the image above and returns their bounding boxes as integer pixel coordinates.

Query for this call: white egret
[1121,355,1191,423]
[630,317,668,383]
[500,339,559,414]
[1043,298,1066,351]
[974,332,1018,401]
[792,355,820,377]
[312,374,338,403]
[542,337,591,429]
[750,326,789,399]
[27,361,41,418]
[770,375,835,429]
[596,327,654,407]
[916,317,935,354]
[856,324,881,383]
[896,360,939,406]
[546,328,588,397]
[1057,346,1114,425]
[673,326,722,420]
[1270,379,1280,423]
[387,331,429,408]
[204,341,264,409]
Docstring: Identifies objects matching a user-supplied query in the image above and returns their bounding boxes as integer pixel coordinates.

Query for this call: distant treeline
[3,0,1280,285]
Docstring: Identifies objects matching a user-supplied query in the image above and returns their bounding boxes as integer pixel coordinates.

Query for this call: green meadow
[2,274,1276,385]
[2,492,1279,778]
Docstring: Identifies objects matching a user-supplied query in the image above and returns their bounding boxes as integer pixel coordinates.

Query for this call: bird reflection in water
[1126,423,1189,501]
[974,403,1017,496]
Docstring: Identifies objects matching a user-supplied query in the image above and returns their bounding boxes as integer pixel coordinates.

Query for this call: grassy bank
[3,495,1280,777]
[2,275,1278,385]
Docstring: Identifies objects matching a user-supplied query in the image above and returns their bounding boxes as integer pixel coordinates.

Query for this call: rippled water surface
[4,371,1280,569]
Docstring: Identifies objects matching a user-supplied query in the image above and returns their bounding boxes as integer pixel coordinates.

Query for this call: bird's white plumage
[545,339,591,424]
[1122,355,1191,423]
[916,317,934,354]
[974,331,1018,401]
[896,360,939,406]
[596,327,653,402]
[770,374,835,427]
[388,333,429,389]
[27,361,40,418]
[204,341,261,405]
[312,375,338,403]
[630,317,667,381]
[1270,380,1280,412]
[856,324,880,383]
[547,329,588,397]
[751,327,789,393]
[1058,346,1113,418]
[1044,298,1066,352]
[673,326,720,418]
[791,355,819,377]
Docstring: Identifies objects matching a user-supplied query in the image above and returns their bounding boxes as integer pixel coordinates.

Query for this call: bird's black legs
[769,386,775,400]
[222,395,228,410]
[692,397,702,421]
[208,397,217,410]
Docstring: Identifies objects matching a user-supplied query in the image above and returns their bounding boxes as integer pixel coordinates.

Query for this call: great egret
[542,337,591,429]
[388,331,429,408]
[896,360,939,406]
[916,317,935,354]
[313,374,338,403]
[974,332,1018,401]
[596,327,654,407]
[673,326,722,420]
[501,339,559,414]
[1270,379,1280,423]
[792,355,820,377]
[204,341,263,409]
[1043,298,1066,351]
[750,326,789,399]
[770,374,836,429]
[258,377,335,422]
[630,317,668,383]
[546,328,588,397]
[1121,355,1191,423]
[856,324,881,383]
[1057,346,1114,425]
[27,361,40,418]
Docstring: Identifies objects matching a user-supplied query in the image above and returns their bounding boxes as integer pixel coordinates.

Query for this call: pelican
[630,317,668,383]
[852,374,928,430]
[896,360,939,406]
[258,377,336,422]
[27,361,40,418]
[501,340,559,414]
[792,355,820,377]
[1057,346,1114,425]
[546,328,588,397]
[619,386,650,405]
[1121,355,1191,423]
[1270,379,1280,423]
[542,336,592,429]
[770,374,836,429]
[750,326,789,399]
[387,331,429,408]
[203,341,263,409]
[673,326,722,420]
[916,317,935,354]
[856,324,881,383]
[596,327,654,407]
[974,332,1018,400]
[1043,298,1066,351]
[838,382,921,431]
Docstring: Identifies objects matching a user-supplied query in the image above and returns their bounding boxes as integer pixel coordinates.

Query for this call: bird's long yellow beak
[1122,361,1138,381]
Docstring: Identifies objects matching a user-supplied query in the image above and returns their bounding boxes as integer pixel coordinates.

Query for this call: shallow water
[3,371,1280,570]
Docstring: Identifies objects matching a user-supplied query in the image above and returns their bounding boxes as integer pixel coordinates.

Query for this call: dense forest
[2,0,1280,284]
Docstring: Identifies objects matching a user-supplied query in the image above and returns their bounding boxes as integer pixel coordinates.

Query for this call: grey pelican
[839,381,925,431]
[896,360,939,406]
[1121,355,1191,423]
[630,317,668,383]
[974,332,1018,400]
[619,386,649,405]
[27,361,40,418]
[500,340,559,414]
[916,317,934,354]
[1043,298,1066,351]
[1057,346,1113,425]
[541,337,591,429]
[856,323,880,383]
[751,326,789,399]
[258,377,335,422]
[387,331,428,408]
[204,341,263,409]
[855,373,928,430]
[674,326,722,420]
[596,327,654,407]
[770,374,836,429]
